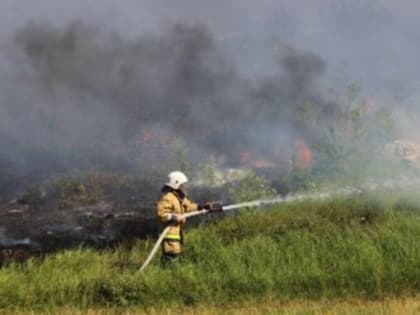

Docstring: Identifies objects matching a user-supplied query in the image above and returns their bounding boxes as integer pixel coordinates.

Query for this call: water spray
[139,176,420,271]
[138,199,281,271]
[139,189,351,271]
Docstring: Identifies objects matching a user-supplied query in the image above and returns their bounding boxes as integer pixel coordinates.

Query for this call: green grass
[3,297,420,314]
[1,191,420,312]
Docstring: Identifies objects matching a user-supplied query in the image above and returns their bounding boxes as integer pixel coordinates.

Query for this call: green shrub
[228,171,277,203]
[50,176,102,209]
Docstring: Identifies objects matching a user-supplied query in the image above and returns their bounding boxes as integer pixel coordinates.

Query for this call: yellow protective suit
[156,187,198,255]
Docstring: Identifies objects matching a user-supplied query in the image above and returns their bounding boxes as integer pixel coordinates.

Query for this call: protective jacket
[156,186,198,254]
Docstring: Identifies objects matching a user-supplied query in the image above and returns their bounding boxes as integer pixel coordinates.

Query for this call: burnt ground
[0,201,159,265]
[0,171,228,265]
[0,171,160,264]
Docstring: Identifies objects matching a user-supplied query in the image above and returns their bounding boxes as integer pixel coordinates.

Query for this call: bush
[227,171,277,203]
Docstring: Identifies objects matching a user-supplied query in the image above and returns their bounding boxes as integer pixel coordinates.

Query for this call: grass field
[3,297,420,314]
[0,191,420,313]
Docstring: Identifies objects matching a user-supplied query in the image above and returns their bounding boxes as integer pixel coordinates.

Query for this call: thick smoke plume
[0,21,332,193]
[1,0,419,198]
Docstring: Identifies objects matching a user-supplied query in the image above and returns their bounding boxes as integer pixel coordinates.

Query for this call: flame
[294,139,313,169]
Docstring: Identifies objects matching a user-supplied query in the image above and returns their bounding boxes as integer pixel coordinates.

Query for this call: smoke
[0,0,419,194]
[0,18,333,185]
[12,21,232,143]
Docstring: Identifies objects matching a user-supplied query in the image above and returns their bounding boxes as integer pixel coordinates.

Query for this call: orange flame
[294,139,313,169]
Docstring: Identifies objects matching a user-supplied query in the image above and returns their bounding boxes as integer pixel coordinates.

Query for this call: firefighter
[156,171,221,264]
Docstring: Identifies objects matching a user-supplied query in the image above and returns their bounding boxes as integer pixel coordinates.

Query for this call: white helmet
[166,171,188,189]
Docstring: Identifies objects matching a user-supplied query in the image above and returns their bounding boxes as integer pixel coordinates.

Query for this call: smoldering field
[1,1,420,255]
[1,3,420,312]
[0,19,344,254]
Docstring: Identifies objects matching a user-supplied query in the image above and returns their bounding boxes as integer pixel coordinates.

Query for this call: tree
[312,84,395,185]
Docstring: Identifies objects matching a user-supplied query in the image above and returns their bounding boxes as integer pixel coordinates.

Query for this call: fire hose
[139,197,291,271]
[139,179,420,271]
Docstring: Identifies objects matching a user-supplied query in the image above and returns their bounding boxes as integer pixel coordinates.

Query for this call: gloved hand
[199,202,223,212]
